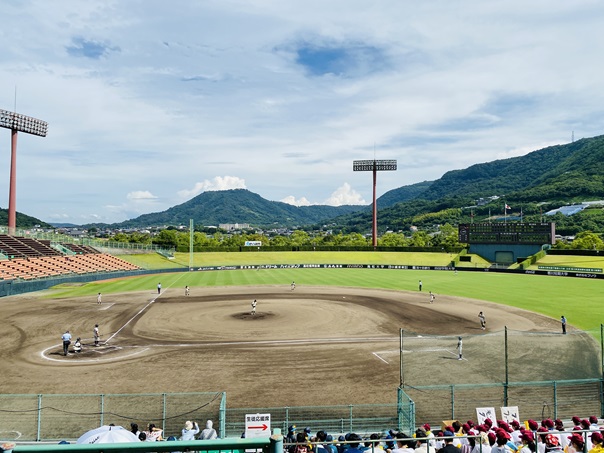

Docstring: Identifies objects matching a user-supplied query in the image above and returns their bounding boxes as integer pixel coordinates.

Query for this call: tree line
[107,223,604,251]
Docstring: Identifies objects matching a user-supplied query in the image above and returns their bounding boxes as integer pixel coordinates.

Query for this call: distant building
[219,223,250,231]
[476,195,500,206]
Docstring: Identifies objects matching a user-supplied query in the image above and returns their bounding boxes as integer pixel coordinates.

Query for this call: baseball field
[1,251,603,436]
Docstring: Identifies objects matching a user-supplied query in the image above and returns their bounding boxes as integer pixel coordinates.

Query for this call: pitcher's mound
[232,312,275,320]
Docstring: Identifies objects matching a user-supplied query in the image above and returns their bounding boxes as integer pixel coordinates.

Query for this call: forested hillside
[110,189,364,228]
[332,135,604,235]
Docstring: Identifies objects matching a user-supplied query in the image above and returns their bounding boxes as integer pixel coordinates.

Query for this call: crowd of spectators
[127,420,218,442]
[284,415,604,453]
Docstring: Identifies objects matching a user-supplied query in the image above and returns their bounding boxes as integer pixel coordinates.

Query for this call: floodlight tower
[353,159,397,247]
[0,108,48,235]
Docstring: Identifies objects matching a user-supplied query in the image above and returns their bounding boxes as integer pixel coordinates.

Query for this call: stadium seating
[0,235,140,280]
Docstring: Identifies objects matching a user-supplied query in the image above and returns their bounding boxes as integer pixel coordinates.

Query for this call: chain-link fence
[0,392,225,442]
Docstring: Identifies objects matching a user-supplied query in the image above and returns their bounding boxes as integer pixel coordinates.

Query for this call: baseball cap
[545,434,559,446]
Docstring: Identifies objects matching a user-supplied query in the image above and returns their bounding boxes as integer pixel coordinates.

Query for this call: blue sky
[1,1,603,225]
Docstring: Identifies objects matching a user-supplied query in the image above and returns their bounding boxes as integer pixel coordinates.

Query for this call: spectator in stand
[130,423,140,437]
[484,419,494,432]
[567,434,585,453]
[421,424,435,448]
[287,426,297,445]
[439,430,459,453]
[180,420,199,441]
[542,419,555,432]
[493,429,516,453]
[325,435,338,453]
[535,428,549,453]
[571,417,582,429]
[552,420,567,449]
[471,431,492,453]
[580,420,594,450]
[383,431,396,452]
[363,433,385,453]
[304,427,312,442]
[434,431,446,451]
[488,432,497,448]
[291,432,309,453]
[590,432,604,453]
[199,420,218,440]
[414,428,429,453]
[336,435,346,453]
[345,433,365,453]
[138,432,147,442]
[519,432,536,453]
[467,430,478,453]
[315,431,331,453]
[144,423,163,442]
[446,424,461,449]
[395,433,417,453]
[460,423,473,451]
[510,421,522,445]
[544,434,563,453]
[590,416,600,431]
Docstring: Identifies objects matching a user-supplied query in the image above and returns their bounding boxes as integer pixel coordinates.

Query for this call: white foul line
[372,352,389,364]
[105,297,157,343]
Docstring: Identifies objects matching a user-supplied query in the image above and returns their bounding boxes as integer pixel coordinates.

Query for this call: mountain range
[4,134,604,230]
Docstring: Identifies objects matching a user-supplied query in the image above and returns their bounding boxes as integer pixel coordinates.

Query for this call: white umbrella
[77,425,140,444]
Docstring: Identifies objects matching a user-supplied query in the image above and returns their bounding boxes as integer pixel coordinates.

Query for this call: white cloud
[46,213,70,220]
[127,191,158,201]
[281,195,312,206]
[177,176,247,199]
[324,183,366,206]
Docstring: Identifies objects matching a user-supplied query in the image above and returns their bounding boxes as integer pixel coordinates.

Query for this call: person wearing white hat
[199,420,218,440]
[180,421,199,441]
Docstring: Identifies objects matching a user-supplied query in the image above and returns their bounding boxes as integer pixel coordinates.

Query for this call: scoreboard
[458,222,555,245]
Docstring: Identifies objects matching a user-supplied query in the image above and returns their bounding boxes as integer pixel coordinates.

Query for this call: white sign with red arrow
[245,413,271,438]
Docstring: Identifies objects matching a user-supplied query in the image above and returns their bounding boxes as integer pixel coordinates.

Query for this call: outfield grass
[118,251,492,269]
[48,252,604,334]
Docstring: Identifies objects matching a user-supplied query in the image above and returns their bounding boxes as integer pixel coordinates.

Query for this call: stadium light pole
[353,159,397,247]
[0,108,48,235]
